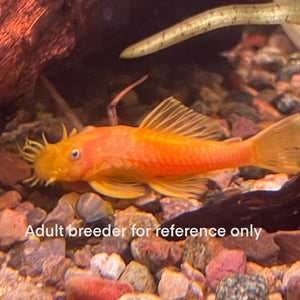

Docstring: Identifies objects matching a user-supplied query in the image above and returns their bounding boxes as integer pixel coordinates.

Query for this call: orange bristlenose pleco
[20,97,300,198]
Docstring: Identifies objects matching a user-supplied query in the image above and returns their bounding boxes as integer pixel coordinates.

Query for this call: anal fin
[147,174,208,198]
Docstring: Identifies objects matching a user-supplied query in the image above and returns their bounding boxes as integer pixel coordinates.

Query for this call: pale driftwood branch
[107,74,149,126]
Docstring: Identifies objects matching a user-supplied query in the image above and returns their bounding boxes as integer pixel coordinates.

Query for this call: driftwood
[0,0,98,106]
[0,0,268,109]
[161,175,300,240]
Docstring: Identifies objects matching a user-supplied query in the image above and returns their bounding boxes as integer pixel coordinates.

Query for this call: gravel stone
[120,261,156,293]
[91,252,126,279]
[158,268,190,300]
[215,273,268,300]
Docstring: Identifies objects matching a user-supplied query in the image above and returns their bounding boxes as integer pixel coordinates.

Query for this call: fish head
[20,126,98,186]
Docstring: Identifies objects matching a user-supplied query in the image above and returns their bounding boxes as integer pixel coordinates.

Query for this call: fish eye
[69,149,81,160]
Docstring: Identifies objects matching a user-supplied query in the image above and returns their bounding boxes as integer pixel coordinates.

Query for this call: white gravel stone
[158,269,189,300]
[91,252,126,279]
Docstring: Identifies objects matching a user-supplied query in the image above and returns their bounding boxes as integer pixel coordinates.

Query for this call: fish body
[36,125,254,179]
[21,97,300,198]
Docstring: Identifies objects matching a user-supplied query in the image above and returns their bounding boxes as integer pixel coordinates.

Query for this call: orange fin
[139,97,224,140]
[224,137,242,143]
[69,128,78,137]
[147,174,207,198]
[89,178,146,199]
[249,113,300,173]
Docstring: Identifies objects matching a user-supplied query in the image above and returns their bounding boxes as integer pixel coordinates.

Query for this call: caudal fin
[249,114,300,174]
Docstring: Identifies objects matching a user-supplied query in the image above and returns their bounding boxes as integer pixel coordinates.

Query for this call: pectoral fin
[147,174,208,198]
[89,178,147,199]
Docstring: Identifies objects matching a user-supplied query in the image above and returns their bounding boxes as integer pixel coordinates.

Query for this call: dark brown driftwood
[161,175,300,240]
[0,0,97,106]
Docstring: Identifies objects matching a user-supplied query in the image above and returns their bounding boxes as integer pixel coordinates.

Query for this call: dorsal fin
[139,97,223,139]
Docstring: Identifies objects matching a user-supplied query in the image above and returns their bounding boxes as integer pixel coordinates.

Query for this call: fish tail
[249,114,300,173]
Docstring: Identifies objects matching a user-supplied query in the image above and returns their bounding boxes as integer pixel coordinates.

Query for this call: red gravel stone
[0,208,28,249]
[205,249,247,291]
[221,229,279,266]
[253,98,284,122]
[65,276,133,300]
[0,150,31,185]
[0,190,21,211]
